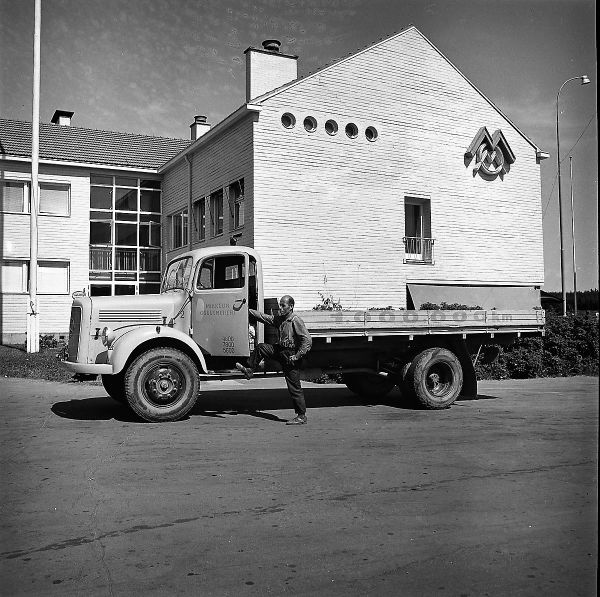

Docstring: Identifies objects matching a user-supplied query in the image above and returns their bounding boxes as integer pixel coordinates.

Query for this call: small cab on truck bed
[64,247,544,422]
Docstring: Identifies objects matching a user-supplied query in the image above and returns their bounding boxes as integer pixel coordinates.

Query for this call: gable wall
[162,115,255,262]
[252,27,544,309]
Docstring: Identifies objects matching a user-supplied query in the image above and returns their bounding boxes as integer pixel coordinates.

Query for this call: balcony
[90,246,112,270]
[403,237,435,264]
[115,248,137,271]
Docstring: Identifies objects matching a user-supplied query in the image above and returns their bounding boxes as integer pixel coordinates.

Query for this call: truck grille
[98,309,163,322]
[67,306,82,361]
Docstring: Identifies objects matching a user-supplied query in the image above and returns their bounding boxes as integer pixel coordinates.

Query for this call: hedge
[475,311,599,379]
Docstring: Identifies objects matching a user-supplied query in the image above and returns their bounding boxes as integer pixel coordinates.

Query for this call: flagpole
[27,0,41,353]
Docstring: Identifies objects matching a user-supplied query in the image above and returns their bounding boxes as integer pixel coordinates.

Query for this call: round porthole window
[365,126,378,142]
[303,116,317,132]
[325,120,338,136]
[345,123,358,138]
[281,113,296,129]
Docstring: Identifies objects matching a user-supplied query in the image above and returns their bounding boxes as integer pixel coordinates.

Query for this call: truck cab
[65,246,265,421]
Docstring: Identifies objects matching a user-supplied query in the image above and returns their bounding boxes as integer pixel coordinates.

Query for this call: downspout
[185,154,193,250]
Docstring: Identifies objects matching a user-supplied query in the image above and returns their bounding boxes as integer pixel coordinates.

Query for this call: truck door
[192,252,250,357]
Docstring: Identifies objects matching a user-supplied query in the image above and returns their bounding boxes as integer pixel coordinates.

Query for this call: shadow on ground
[51,385,500,424]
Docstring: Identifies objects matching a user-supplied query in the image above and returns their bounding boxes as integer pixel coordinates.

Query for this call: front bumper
[62,361,113,375]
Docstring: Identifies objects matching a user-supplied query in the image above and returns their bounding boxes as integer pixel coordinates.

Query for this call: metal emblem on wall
[465,127,516,180]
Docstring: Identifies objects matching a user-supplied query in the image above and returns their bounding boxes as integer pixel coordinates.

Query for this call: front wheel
[124,348,200,422]
[403,348,463,409]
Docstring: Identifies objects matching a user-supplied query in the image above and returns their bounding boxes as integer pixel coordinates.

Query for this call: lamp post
[569,156,578,315]
[556,75,590,316]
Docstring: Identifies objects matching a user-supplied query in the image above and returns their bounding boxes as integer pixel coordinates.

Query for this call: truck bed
[294,309,545,339]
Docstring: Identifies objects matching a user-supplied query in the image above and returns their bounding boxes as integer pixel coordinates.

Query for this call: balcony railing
[403,237,435,264]
[90,246,112,270]
[115,248,137,271]
[140,249,161,272]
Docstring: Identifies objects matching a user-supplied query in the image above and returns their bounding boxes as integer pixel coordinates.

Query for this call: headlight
[101,326,115,347]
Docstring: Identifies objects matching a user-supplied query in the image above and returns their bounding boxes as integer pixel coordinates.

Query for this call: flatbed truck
[63,246,544,421]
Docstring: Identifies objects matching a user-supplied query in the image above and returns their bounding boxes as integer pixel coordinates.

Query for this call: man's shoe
[286,415,307,425]
[235,362,253,380]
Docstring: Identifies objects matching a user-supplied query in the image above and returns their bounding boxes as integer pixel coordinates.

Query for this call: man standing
[236,295,312,425]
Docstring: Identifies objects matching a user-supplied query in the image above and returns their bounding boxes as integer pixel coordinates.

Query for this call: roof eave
[0,154,161,173]
[158,103,263,173]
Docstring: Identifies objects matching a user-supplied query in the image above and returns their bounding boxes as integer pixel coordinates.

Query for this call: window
[345,123,358,138]
[1,180,70,215]
[404,197,434,264]
[210,189,223,237]
[0,181,28,213]
[1,260,27,292]
[325,120,338,135]
[303,116,317,132]
[365,126,378,142]
[193,199,206,241]
[1,260,69,294]
[161,257,192,292]
[89,175,162,295]
[38,261,69,293]
[229,179,244,230]
[39,183,70,215]
[171,209,188,249]
[139,220,161,247]
[196,255,245,290]
[281,113,296,129]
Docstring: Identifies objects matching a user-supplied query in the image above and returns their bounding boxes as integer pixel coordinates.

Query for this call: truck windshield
[161,257,192,292]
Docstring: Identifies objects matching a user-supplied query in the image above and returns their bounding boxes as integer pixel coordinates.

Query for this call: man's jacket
[249,309,312,359]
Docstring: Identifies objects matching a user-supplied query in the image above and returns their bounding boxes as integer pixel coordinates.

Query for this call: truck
[63,246,545,422]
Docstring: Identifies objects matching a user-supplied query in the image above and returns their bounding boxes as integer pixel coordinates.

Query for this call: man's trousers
[248,343,306,416]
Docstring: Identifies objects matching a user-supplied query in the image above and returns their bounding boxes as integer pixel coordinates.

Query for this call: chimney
[244,39,298,102]
[190,115,211,140]
[50,109,74,126]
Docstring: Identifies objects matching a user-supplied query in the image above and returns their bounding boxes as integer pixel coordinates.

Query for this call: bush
[420,302,483,310]
[313,291,343,311]
[475,311,599,380]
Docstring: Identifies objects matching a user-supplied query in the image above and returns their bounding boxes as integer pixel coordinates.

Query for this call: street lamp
[569,157,578,315]
[556,75,590,316]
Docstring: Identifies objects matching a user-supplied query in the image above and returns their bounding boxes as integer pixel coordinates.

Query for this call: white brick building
[160,26,547,311]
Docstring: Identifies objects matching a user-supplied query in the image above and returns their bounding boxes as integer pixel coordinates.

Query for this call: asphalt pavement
[0,375,597,596]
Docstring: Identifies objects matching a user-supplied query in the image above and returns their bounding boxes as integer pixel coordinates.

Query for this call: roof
[251,25,544,154]
[0,118,190,170]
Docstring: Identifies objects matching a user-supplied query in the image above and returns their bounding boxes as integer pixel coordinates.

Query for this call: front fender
[110,326,208,375]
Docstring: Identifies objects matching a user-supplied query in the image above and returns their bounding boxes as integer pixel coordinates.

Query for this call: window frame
[1,259,70,295]
[193,198,207,242]
[210,189,224,237]
[38,181,71,217]
[0,180,29,214]
[228,178,245,231]
[170,209,189,249]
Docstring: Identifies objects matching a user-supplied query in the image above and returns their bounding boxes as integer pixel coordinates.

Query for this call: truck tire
[403,347,463,409]
[124,347,200,422]
[101,373,126,404]
[342,373,396,399]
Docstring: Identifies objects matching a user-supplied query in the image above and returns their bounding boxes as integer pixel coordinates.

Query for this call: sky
[1,0,597,291]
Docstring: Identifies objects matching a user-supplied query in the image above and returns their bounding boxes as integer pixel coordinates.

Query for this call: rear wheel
[343,373,396,399]
[403,347,463,409]
[101,373,126,404]
[124,347,200,422]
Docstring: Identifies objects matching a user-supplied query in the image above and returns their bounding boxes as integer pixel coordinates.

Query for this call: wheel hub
[146,366,181,403]
[426,365,450,396]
